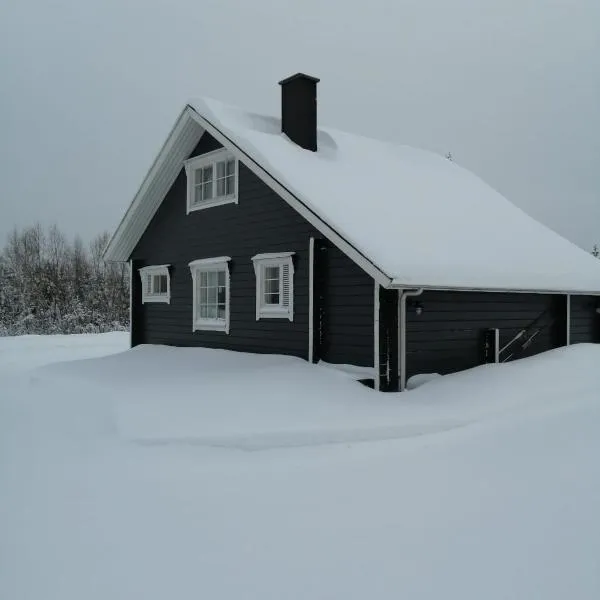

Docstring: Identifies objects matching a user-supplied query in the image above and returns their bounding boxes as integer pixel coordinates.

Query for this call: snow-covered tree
[0,225,129,335]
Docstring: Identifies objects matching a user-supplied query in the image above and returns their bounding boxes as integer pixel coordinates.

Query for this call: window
[189,257,231,333]
[184,150,238,213]
[252,252,295,321]
[139,265,170,304]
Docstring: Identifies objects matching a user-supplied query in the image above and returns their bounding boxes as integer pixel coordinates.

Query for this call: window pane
[203,182,213,200]
[265,292,280,305]
[217,287,226,304]
[217,306,226,320]
[203,165,213,181]
[194,186,203,204]
[207,287,217,304]
[207,271,217,286]
[226,159,235,175]
[217,270,225,286]
[200,305,208,318]
[225,175,235,195]
[194,168,204,185]
[265,266,279,280]
[216,161,226,178]
[216,179,225,197]
[157,274,168,293]
[206,305,217,319]
[265,278,279,294]
[200,271,207,286]
[200,287,208,304]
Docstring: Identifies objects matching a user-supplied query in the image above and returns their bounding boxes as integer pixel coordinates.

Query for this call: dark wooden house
[105,74,600,391]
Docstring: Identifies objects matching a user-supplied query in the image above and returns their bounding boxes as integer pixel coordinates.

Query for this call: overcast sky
[1,0,599,252]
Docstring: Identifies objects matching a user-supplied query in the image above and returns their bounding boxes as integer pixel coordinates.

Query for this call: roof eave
[103,106,204,262]
[389,282,600,296]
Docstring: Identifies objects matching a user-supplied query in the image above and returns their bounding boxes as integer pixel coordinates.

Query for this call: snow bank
[44,341,600,450]
[2,335,600,600]
[190,97,600,292]
[0,331,128,375]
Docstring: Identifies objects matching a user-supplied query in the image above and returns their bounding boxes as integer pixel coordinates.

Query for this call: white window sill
[193,320,229,333]
[187,196,237,213]
[142,295,170,304]
[257,308,293,321]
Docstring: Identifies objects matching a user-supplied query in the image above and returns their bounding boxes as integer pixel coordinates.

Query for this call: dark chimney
[278,73,320,152]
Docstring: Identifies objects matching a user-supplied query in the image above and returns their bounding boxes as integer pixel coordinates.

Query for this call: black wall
[130,132,374,365]
[405,291,565,378]
[571,295,600,344]
[320,243,374,367]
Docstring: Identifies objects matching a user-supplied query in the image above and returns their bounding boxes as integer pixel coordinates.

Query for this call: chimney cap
[278,73,320,86]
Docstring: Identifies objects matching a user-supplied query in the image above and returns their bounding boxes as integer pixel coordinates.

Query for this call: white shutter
[281,264,290,307]
[146,274,152,295]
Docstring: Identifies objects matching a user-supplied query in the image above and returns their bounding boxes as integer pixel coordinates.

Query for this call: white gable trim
[104,105,391,289]
[103,108,204,263]
[185,107,392,288]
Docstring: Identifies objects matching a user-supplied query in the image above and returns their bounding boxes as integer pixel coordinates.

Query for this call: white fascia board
[184,147,232,168]
[186,107,392,289]
[252,252,295,261]
[103,108,204,262]
[390,282,600,296]
[139,264,171,272]
[105,103,391,287]
[189,256,231,268]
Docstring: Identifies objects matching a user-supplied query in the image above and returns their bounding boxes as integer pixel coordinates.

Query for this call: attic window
[252,253,295,321]
[184,149,238,213]
[139,265,170,304]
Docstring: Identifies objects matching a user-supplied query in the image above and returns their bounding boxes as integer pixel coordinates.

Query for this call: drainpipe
[398,288,424,392]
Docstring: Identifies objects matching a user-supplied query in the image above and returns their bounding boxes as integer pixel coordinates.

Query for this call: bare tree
[0,225,129,335]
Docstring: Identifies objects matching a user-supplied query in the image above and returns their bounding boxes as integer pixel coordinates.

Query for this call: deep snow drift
[1,333,600,600]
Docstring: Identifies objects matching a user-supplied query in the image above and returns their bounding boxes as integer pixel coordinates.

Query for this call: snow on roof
[188,97,600,293]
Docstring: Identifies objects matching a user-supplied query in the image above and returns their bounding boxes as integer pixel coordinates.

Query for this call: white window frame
[184,149,239,213]
[189,256,231,333]
[252,252,295,321]
[139,265,171,304]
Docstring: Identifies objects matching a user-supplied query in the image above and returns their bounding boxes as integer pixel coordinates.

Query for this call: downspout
[566,294,571,346]
[398,288,424,392]
[129,259,133,348]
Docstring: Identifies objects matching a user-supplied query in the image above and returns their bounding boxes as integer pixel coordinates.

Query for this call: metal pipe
[398,288,424,392]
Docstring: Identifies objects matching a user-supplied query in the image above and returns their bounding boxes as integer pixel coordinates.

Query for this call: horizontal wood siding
[406,291,559,377]
[321,244,374,367]
[570,295,599,344]
[130,132,374,364]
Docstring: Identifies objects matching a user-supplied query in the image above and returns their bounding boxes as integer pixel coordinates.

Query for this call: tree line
[0,224,129,336]
[0,224,598,337]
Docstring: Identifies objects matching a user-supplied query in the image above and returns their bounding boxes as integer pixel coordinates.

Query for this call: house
[104,74,600,391]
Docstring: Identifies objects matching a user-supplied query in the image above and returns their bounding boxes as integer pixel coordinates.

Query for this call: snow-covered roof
[105,97,600,294]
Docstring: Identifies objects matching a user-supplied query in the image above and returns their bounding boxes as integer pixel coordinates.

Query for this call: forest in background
[0,225,129,336]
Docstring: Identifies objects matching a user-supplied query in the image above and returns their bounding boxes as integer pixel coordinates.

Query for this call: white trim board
[373,282,380,391]
[103,105,391,289]
[308,237,315,363]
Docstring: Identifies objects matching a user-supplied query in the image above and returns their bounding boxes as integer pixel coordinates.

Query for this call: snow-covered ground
[1,333,600,599]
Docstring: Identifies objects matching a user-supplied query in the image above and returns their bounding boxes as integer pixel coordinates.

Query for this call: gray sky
[1,0,599,252]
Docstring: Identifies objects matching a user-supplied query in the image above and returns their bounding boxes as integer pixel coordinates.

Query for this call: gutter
[390,283,600,297]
